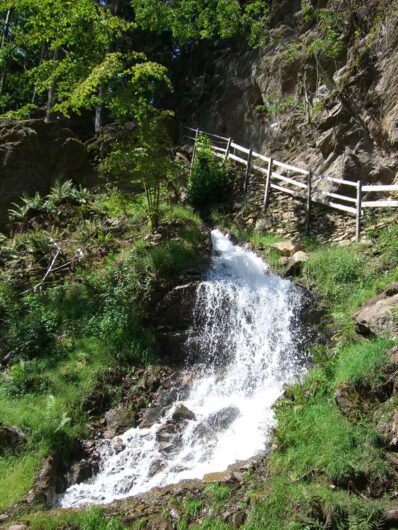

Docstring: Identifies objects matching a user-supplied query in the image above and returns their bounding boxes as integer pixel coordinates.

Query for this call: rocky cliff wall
[0,119,93,229]
[179,0,398,191]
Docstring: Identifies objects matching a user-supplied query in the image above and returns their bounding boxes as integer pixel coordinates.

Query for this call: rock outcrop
[0,425,26,454]
[354,283,398,339]
[0,119,92,228]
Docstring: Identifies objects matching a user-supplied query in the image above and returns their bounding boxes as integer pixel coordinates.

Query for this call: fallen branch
[32,242,61,293]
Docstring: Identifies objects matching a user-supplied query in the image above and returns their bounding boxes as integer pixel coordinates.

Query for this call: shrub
[188,134,232,216]
[8,192,44,221]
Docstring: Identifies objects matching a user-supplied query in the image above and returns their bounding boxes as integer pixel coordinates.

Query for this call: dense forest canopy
[0,0,267,122]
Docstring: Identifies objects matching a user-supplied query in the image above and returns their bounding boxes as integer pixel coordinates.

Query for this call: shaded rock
[0,119,92,227]
[26,454,66,506]
[353,283,398,339]
[207,406,240,431]
[334,382,363,419]
[284,251,309,276]
[138,367,160,392]
[318,103,348,131]
[148,458,166,477]
[157,283,200,329]
[105,405,137,435]
[0,425,26,454]
[335,381,391,420]
[172,404,196,422]
[140,406,165,429]
[270,240,302,257]
[316,128,336,157]
[230,511,247,527]
[68,459,98,485]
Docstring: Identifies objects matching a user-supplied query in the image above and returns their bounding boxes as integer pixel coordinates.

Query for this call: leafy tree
[99,111,176,232]
[188,134,232,216]
[131,0,269,46]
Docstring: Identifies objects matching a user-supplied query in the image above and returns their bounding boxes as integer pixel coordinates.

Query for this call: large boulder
[284,250,309,276]
[0,119,92,227]
[105,405,137,435]
[353,283,398,339]
[270,240,302,257]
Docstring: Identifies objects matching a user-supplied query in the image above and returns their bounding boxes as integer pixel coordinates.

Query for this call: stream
[59,230,307,507]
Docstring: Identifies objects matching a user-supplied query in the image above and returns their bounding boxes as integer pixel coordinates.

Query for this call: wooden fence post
[305,169,312,235]
[224,137,232,163]
[243,148,253,200]
[356,180,362,242]
[262,157,273,211]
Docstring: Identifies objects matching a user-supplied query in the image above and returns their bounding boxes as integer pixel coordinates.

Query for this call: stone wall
[230,163,390,244]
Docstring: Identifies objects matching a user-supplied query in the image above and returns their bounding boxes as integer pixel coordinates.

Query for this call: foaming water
[59,230,306,507]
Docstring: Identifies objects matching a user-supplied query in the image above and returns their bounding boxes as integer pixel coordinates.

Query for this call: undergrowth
[0,187,205,513]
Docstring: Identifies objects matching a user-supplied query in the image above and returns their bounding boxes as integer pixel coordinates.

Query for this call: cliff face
[179,0,398,187]
[0,119,93,229]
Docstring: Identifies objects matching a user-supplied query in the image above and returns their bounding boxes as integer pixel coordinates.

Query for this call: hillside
[1,1,398,529]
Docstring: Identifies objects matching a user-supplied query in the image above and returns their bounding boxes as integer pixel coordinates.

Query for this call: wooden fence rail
[184,126,398,242]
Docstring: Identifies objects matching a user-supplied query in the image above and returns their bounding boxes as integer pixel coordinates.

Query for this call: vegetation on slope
[0,180,205,515]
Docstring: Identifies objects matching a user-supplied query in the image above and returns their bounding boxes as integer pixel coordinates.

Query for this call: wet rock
[156,422,183,454]
[172,404,196,422]
[157,283,200,329]
[105,405,137,435]
[207,406,240,431]
[148,458,166,477]
[284,251,309,277]
[0,425,26,454]
[270,240,302,257]
[353,283,398,339]
[68,459,98,485]
[140,406,165,429]
[112,437,126,454]
[26,454,66,506]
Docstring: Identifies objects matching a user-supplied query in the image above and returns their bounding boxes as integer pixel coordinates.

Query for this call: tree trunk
[0,9,12,98]
[95,85,104,133]
[1,8,11,49]
[32,46,45,104]
[45,48,60,123]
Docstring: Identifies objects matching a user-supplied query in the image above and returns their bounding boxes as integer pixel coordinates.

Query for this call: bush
[188,134,232,216]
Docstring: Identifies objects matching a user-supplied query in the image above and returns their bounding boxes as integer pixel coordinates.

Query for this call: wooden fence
[184,127,398,242]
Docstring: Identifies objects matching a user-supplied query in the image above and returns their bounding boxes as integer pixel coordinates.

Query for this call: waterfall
[59,230,307,508]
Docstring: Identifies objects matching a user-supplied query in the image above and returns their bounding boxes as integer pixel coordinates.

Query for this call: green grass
[334,339,393,385]
[25,507,128,530]
[245,480,385,530]
[204,483,231,502]
[191,518,233,530]
[0,452,44,512]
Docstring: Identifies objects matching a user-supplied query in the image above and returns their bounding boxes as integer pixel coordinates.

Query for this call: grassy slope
[240,219,398,529]
[0,188,205,516]
[3,196,398,528]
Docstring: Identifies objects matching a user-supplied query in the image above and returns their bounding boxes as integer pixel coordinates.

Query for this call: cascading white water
[59,230,306,508]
